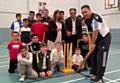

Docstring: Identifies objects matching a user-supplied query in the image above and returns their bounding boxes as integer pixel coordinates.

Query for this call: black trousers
[8,59,18,73]
[65,35,77,53]
[90,33,111,79]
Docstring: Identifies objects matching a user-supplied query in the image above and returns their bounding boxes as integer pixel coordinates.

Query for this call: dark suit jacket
[37,51,51,72]
[65,17,82,39]
[47,20,66,42]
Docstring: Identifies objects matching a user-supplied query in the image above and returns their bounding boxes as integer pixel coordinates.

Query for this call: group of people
[8,4,111,83]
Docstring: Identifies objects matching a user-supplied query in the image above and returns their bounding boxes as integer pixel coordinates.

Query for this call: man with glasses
[81,5,111,83]
[65,8,82,52]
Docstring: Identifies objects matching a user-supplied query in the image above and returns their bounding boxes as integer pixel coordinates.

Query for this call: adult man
[81,5,111,82]
[65,8,82,51]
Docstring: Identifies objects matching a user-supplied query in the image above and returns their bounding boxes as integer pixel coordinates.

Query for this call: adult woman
[47,10,65,50]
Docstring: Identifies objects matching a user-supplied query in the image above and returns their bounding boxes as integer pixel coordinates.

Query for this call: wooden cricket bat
[77,52,91,71]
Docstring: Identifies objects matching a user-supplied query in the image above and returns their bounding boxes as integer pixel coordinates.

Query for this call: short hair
[60,10,64,14]
[16,13,21,17]
[69,8,76,12]
[23,18,28,22]
[29,11,35,14]
[36,13,42,17]
[31,34,38,39]
[55,41,62,45]
[40,42,47,47]
[77,15,82,18]
[75,48,81,51]
[11,31,19,36]
[81,4,90,10]
[82,33,88,36]
[19,45,27,52]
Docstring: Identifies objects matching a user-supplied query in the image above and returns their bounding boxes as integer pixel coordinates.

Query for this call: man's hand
[66,31,72,36]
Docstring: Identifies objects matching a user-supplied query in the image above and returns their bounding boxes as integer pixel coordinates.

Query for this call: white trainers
[89,74,96,80]
[19,75,25,82]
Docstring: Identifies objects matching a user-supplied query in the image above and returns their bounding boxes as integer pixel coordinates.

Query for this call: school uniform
[28,42,41,71]
[36,51,51,73]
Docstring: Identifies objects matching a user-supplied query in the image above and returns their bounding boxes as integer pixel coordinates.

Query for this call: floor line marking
[0,65,8,68]
[61,69,120,83]
[61,77,85,83]
[105,78,120,83]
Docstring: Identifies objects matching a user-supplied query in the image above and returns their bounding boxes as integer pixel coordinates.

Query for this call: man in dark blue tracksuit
[81,5,111,83]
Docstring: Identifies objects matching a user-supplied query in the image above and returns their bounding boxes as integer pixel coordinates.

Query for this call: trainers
[89,74,96,80]
[91,78,104,83]
[19,75,25,82]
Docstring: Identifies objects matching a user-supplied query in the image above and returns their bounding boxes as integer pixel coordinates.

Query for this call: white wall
[0,0,80,28]
[79,0,120,29]
[38,0,80,17]
[0,0,38,28]
[0,0,120,28]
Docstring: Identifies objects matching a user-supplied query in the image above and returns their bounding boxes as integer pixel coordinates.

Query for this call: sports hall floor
[0,29,120,83]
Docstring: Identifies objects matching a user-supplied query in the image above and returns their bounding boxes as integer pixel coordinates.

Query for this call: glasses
[70,12,76,14]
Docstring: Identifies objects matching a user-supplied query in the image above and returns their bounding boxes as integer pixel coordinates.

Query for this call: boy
[20,18,31,45]
[8,31,22,73]
[28,11,36,28]
[28,34,41,71]
[50,41,64,73]
[10,13,23,33]
[72,48,84,71]
[31,13,47,42]
[79,33,91,68]
[17,46,38,82]
[37,43,52,78]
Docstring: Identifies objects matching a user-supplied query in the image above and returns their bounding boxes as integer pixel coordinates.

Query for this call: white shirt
[72,54,83,65]
[50,48,63,63]
[13,21,21,32]
[91,15,109,37]
[17,52,33,65]
[72,18,76,35]
[42,53,47,69]
[20,27,31,32]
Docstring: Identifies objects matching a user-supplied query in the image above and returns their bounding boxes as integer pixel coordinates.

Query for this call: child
[17,46,38,82]
[37,43,52,78]
[20,18,31,45]
[31,13,47,42]
[10,13,23,33]
[8,31,22,73]
[72,48,84,71]
[79,33,91,68]
[50,41,64,73]
[28,34,41,71]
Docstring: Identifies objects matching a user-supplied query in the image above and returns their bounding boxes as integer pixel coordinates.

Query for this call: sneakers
[89,74,96,79]
[19,75,25,82]
[91,77,104,83]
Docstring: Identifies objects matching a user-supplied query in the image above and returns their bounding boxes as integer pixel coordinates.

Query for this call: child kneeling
[36,43,53,78]
[50,41,64,73]
[17,46,38,82]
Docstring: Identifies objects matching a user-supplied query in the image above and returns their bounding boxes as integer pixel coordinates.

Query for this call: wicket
[62,43,74,73]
